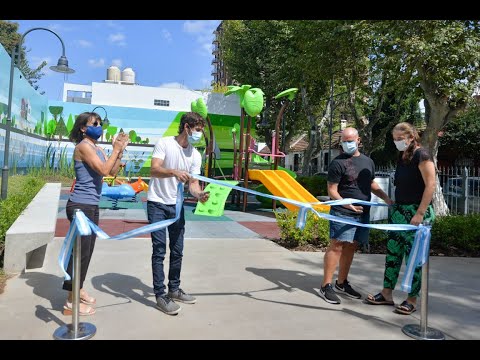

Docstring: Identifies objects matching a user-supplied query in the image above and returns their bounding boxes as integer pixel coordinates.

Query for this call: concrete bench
[4,183,61,275]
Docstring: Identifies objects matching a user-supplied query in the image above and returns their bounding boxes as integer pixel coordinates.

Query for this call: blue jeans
[147,200,185,298]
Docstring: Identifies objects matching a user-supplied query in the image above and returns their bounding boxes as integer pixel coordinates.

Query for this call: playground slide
[248,169,330,212]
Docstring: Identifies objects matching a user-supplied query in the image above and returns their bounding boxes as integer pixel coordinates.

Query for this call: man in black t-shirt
[318,127,393,305]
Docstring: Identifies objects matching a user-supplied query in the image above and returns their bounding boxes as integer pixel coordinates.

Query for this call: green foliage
[431,214,480,254]
[0,21,47,92]
[48,106,63,119]
[211,83,229,94]
[439,101,480,162]
[107,126,118,139]
[66,114,74,133]
[128,130,137,142]
[275,209,330,248]
[368,227,389,247]
[46,119,57,138]
[0,175,46,256]
[296,175,328,197]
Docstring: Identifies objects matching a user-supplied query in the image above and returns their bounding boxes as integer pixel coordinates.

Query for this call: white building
[62,66,240,116]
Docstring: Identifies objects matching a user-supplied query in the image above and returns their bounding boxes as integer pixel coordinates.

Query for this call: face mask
[188,130,203,144]
[85,125,103,140]
[394,140,408,151]
[341,141,357,155]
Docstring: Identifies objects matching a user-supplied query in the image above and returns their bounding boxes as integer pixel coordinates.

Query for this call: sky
[10,20,221,100]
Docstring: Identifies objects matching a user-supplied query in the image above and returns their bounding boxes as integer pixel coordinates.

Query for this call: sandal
[80,290,96,306]
[365,292,395,305]
[395,300,416,315]
[63,302,96,316]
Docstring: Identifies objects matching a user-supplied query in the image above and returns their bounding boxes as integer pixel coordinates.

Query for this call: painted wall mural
[0,43,246,177]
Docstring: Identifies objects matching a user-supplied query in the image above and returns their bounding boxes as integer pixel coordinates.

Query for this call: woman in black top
[366,122,436,315]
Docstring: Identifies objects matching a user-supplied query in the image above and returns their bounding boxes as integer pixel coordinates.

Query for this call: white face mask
[341,140,358,155]
[394,139,408,151]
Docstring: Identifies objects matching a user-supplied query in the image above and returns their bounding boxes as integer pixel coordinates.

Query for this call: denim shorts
[329,208,370,245]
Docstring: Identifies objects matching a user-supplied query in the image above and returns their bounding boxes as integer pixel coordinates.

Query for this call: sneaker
[155,295,181,315]
[335,279,362,299]
[168,288,197,304]
[319,283,341,304]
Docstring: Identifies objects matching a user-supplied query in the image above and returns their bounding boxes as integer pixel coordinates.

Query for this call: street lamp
[92,106,109,127]
[1,27,75,200]
[92,106,109,124]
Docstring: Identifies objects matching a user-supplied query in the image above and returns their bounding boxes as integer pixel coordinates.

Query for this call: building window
[154,99,170,107]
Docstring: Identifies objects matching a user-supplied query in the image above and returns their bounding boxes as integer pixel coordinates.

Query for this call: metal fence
[376,165,480,215]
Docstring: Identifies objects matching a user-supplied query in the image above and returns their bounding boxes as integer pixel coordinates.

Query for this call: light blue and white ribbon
[59,174,430,293]
[59,182,184,280]
[400,225,431,293]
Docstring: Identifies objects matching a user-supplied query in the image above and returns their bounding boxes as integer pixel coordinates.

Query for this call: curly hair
[69,112,102,144]
[177,112,206,135]
[393,122,421,163]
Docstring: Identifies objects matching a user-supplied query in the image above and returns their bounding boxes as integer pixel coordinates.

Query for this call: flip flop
[80,291,96,306]
[395,300,416,315]
[63,302,96,316]
[365,292,395,305]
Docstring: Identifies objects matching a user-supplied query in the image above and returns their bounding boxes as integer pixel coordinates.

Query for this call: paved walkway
[0,188,479,340]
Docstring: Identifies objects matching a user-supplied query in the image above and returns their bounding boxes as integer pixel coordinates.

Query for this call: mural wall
[0,43,247,177]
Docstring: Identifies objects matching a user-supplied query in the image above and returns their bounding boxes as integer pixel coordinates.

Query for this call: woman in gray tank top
[62,112,129,316]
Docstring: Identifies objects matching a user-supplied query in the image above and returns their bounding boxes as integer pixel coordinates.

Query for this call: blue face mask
[85,125,103,140]
[188,130,203,144]
[341,140,357,155]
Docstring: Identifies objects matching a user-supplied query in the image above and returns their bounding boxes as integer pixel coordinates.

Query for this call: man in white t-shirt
[147,112,210,316]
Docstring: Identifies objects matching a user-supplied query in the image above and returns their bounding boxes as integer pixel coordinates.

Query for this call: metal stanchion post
[53,210,96,340]
[402,224,445,340]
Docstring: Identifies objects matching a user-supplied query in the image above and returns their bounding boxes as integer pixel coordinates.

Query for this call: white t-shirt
[147,136,202,205]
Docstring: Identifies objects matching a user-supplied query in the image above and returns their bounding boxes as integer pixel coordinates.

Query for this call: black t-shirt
[327,153,375,215]
[394,147,432,205]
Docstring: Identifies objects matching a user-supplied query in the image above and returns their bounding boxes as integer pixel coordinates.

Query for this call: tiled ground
[55,188,281,240]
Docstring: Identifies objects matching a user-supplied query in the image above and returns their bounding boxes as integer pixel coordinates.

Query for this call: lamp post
[1,27,75,200]
[91,106,109,125]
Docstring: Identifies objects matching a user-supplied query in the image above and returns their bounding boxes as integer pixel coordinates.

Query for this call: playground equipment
[192,86,329,215]
[101,177,148,208]
[191,98,216,178]
[194,180,239,217]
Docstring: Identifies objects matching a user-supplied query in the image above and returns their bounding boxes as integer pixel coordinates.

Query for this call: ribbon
[400,225,431,293]
[59,182,184,280]
[59,174,430,293]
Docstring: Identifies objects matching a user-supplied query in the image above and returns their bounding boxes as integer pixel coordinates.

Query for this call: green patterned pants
[383,204,435,297]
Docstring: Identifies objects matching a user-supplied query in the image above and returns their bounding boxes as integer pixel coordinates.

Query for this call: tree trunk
[419,73,465,217]
[300,86,317,175]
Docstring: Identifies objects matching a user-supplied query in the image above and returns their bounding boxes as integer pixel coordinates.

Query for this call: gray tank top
[69,140,106,205]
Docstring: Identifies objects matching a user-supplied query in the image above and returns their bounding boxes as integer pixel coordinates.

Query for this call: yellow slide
[248,169,330,212]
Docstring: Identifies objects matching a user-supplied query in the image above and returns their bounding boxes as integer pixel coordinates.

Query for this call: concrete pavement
[0,188,479,339]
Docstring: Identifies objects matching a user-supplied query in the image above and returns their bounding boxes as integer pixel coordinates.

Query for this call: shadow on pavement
[91,273,155,309]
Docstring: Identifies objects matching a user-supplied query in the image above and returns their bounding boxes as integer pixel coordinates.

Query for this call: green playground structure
[194,180,239,217]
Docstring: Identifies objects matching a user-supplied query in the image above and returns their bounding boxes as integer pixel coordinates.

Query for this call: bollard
[53,209,96,340]
[402,223,444,340]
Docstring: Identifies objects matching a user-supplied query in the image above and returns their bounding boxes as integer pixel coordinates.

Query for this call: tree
[0,20,47,92]
[362,20,480,215]
[66,114,74,134]
[439,100,480,164]
[55,116,68,140]
[221,20,324,172]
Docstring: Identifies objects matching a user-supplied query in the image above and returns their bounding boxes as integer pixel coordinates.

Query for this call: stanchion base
[53,322,97,340]
[402,324,445,340]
